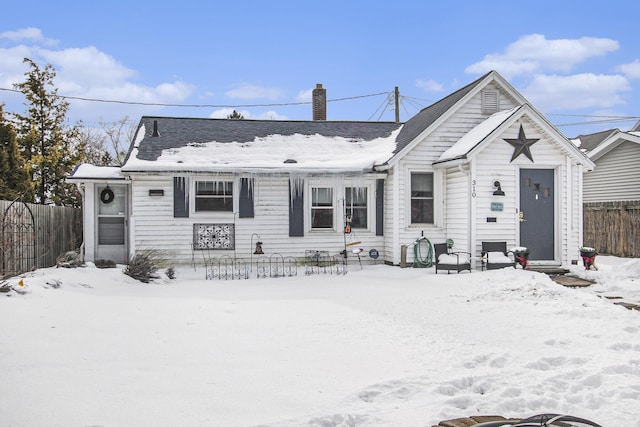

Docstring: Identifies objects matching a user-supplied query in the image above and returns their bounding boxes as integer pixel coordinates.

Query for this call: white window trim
[307,184,336,232]
[405,168,442,228]
[190,177,238,217]
[305,179,375,233]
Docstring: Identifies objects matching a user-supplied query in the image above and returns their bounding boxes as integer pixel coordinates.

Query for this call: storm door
[97,185,127,263]
[519,169,555,260]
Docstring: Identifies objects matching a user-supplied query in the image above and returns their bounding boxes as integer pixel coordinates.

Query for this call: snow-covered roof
[68,164,125,180]
[122,117,403,174]
[436,107,520,163]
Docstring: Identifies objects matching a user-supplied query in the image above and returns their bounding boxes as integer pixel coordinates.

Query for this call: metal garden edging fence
[1,199,82,278]
[583,200,640,258]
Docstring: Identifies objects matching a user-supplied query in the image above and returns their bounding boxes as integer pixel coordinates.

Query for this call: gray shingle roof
[129,117,403,162]
[124,73,498,167]
[574,129,619,152]
[393,71,491,154]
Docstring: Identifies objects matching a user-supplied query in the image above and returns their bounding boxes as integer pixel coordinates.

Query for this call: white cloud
[0,46,35,87]
[523,73,630,111]
[466,34,619,78]
[39,46,136,85]
[74,81,194,105]
[225,84,284,100]
[253,110,288,120]
[0,28,195,122]
[0,27,58,46]
[296,88,313,102]
[415,79,443,92]
[618,59,640,79]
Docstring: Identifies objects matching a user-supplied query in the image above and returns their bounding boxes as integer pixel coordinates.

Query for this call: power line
[3,85,638,129]
[367,93,393,121]
[555,118,640,128]
[547,112,640,119]
[546,112,640,128]
[0,86,388,108]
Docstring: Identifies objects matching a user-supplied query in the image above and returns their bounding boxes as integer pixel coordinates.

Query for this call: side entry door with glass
[97,185,127,263]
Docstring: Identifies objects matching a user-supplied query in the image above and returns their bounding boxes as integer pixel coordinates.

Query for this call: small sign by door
[490,202,504,211]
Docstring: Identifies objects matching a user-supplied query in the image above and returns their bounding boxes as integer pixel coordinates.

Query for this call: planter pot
[580,248,597,258]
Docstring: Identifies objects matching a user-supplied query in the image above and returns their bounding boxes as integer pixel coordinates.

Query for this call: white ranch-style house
[69,71,595,270]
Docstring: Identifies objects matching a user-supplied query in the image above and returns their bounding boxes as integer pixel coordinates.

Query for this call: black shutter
[173,177,189,218]
[289,180,304,237]
[376,179,384,236]
[239,178,254,218]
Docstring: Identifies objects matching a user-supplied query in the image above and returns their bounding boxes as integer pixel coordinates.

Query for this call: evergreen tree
[12,58,81,206]
[0,105,32,201]
[226,109,245,120]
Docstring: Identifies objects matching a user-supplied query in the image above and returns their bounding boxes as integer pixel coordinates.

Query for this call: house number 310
[471,180,476,198]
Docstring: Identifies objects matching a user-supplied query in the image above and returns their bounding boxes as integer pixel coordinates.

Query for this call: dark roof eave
[122,167,385,175]
[432,155,469,167]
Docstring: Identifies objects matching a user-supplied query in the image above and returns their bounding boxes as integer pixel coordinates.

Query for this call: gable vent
[482,90,499,114]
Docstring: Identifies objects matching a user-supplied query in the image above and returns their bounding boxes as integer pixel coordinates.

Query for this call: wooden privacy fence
[1,199,82,278]
[583,200,640,258]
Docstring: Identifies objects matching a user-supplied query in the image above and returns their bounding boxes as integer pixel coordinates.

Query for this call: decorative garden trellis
[1,199,36,278]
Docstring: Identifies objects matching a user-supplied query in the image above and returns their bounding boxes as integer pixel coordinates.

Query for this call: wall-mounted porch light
[493,180,505,196]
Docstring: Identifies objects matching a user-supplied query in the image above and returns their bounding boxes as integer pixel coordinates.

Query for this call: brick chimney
[312,83,326,121]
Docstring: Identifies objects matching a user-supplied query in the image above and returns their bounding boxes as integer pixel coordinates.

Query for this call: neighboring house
[574,121,640,202]
[68,71,594,270]
[573,121,640,257]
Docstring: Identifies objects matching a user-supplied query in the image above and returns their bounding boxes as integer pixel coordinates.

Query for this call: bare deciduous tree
[72,121,113,166]
[99,117,136,166]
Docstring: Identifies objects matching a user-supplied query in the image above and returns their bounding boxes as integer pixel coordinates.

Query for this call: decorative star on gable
[503,125,539,162]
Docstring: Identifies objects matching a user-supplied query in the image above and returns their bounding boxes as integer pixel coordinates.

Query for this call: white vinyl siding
[382,84,519,264]
[443,167,470,252]
[129,173,384,265]
[584,141,640,202]
[472,121,574,267]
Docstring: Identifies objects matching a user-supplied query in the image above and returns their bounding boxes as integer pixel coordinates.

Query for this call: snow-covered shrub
[94,259,116,269]
[56,251,83,268]
[123,250,163,283]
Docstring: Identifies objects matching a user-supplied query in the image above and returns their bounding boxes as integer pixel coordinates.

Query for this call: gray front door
[520,169,554,260]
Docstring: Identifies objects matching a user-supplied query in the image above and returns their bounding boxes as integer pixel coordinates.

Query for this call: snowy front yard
[1,257,639,426]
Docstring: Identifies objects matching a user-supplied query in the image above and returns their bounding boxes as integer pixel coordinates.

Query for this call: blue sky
[1,0,639,137]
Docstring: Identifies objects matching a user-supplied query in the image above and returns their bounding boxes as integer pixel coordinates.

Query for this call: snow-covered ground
[1,256,639,427]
